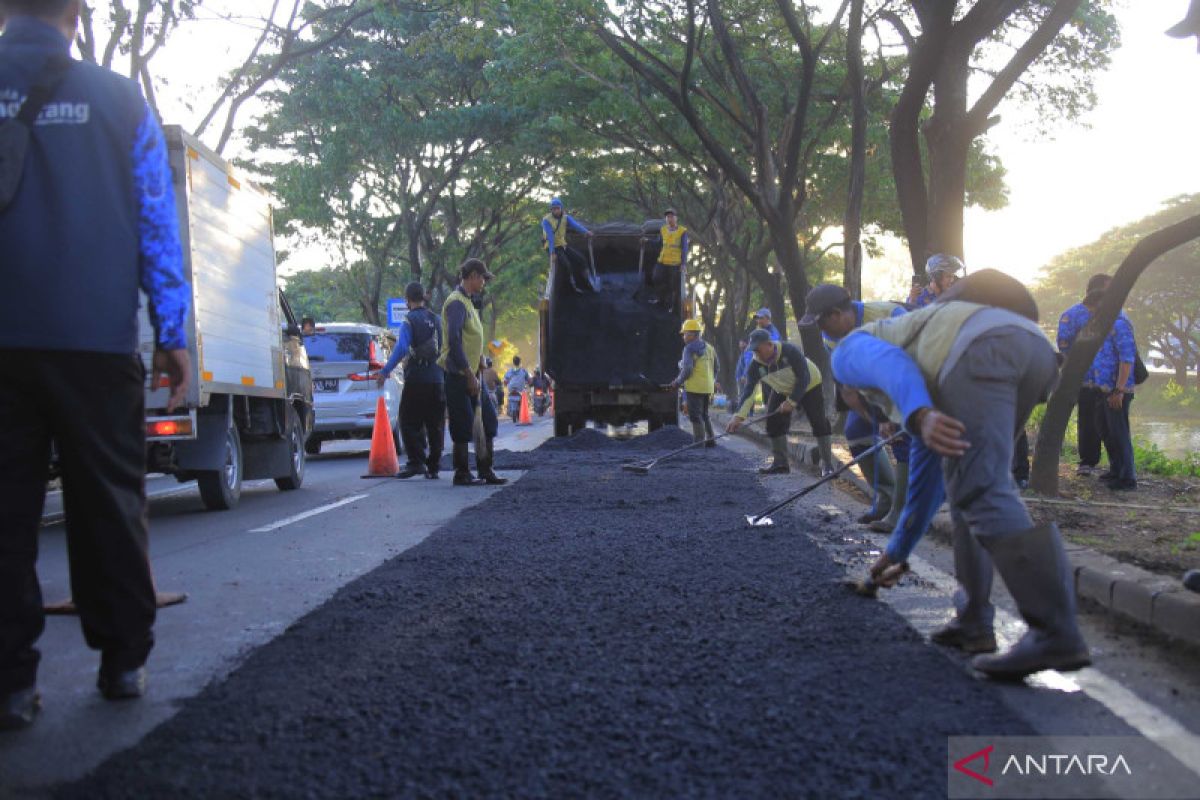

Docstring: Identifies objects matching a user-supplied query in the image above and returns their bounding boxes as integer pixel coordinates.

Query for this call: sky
[141,2,1200,290]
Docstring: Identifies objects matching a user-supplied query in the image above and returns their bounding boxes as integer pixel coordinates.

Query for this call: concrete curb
[715,412,1200,648]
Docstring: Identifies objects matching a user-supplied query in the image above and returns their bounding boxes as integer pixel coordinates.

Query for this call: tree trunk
[925,50,971,259]
[1030,213,1200,494]
[843,0,867,299]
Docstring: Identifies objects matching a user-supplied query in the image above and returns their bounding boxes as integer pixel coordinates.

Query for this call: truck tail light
[147,418,193,437]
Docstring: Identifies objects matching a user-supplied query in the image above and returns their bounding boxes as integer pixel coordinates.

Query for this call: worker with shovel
[831,270,1091,681]
[728,329,835,476]
[668,319,718,446]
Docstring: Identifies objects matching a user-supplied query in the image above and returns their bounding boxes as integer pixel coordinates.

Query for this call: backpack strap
[17,55,72,128]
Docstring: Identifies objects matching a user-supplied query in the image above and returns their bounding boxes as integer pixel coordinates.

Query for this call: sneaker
[0,687,40,730]
[1075,465,1095,476]
[1108,480,1137,492]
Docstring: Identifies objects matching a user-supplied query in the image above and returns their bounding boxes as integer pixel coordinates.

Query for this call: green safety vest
[438,288,485,374]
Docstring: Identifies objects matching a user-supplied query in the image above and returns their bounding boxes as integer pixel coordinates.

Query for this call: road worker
[651,208,688,312]
[801,284,909,529]
[728,329,835,476]
[668,319,718,445]
[541,197,594,293]
[832,270,1091,680]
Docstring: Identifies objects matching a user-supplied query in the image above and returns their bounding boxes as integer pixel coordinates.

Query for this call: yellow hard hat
[680,318,703,334]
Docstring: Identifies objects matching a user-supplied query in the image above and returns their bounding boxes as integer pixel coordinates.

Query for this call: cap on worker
[549,197,563,209]
[664,207,677,216]
[748,328,773,347]
[680,318,703,334]
[1086,273,1111,294]
[799,284,851,326]
[404,281,426,303]
[459,257,495,281]
[925,253,965,277]
[754,307,771,319]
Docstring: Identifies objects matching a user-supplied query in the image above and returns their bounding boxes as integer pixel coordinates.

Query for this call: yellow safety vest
[683,342,717,395]
[438,288,485,374]
[542,213,569,252]
[737,348,822,418]
[659,224,687,266]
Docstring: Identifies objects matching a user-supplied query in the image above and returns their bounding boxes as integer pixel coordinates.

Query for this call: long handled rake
[621,410,777,475]
[745,432,904,527]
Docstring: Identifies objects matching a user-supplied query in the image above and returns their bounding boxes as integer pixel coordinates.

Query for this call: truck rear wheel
[198,424,243,511]
[275,406,306,491]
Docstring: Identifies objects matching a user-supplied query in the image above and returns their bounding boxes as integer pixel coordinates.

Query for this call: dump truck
[139,127,313,510]
[539,221,685,436]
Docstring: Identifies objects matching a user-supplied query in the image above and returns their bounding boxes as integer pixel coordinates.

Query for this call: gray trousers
[937,329,1058,629]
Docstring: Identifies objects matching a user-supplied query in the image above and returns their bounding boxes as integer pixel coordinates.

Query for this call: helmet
[680,318,703,334]
[549,197,563,209]
[925,253,965,278]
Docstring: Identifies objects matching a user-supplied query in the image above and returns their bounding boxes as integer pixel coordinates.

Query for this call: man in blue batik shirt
[0,0,191,728]
[1084,299,1139,492]
[1057,274,1111,475]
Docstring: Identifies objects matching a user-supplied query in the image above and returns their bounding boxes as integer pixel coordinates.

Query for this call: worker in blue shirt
[541,197,594,293]
[379,282,444,480]
[909,253,963,309]
[737,309,782,408]
[833,271,1090,680]
[801,284,909,530]
[1057,274,1110,476]
[0,0,192,725]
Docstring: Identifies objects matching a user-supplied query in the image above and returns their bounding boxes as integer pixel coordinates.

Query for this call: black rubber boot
[452,443,484,486]
[477,438,508,486]
[759,436,790,474]
[931,519,997,654]
[972,523,1091,680]
[0,686,40,730]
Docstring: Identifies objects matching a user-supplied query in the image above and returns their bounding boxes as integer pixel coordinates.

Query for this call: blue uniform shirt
[542,214,588,250]
[1059,303,1136,392]
[0,17,189,353]
[381,307,443,384]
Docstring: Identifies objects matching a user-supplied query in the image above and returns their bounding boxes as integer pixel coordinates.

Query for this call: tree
[882,0,1119,274]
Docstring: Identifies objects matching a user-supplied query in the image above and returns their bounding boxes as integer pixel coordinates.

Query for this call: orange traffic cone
[362,395,400,478]
[518,390,533,425]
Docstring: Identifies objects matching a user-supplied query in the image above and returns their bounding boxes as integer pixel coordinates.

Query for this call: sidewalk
[713,411,1200,648]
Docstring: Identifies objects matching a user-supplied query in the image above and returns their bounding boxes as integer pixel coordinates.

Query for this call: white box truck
[140,126,313,510]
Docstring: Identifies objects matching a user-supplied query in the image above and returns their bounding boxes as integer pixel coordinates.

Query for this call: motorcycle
[532,386,550,417]
[507,387,524,422]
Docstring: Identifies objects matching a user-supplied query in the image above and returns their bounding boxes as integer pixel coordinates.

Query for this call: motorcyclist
[504,356,531,422]
[531,367,552,415]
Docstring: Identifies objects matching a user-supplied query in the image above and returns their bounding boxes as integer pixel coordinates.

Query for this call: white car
[303,323,403,455]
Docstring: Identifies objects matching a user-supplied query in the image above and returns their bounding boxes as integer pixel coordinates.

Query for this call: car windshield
[303,332,371,362]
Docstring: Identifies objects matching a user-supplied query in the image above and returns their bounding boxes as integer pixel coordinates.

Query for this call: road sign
[386,297,408,327]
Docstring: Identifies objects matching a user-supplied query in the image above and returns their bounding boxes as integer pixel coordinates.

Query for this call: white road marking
[883,551,1200,782]
[249,494,369,533]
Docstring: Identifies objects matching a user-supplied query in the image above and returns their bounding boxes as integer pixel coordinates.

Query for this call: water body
[1132,418,1200,460]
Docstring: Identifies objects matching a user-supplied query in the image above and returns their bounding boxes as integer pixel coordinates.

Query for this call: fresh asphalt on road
[0,419,1187,798]
[3,417,1198,797]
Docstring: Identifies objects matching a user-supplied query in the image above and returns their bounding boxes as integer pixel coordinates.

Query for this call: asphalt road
[3,418,1199,798]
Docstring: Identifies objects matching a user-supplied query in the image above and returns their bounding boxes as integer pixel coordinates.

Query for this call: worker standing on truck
[728,329,835,476]
[669,319,718,446]
[832,273,1091,680]
[801,284,909,529]
[0,0,192,726]
[378,282,444,480]
[651,208,688,313]
[439,259,507,487]
[542,197,594,293]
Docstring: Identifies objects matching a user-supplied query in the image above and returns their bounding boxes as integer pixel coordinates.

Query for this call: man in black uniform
[379,282,444,479]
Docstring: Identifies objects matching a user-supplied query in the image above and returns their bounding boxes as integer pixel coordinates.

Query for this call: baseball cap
[459,258,495,281]
[404,281,426,303]
[1086,274,1111,294]
[754,307,771,319]
[748,329,773,347]
[799,284,851,326]
[664,207,677,216]
[549,197,563,208]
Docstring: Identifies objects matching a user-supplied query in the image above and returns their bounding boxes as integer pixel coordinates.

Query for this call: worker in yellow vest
[669,319,719,445]
[651,208,688,313]
[438,259,506,487]
[541,197,594,293]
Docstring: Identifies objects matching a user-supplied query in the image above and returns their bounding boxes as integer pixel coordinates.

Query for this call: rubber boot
[690,422,706,444]
[972,522,1091,680]
[476,438,508,486]
[869,462,908,533]
[703,418,716,448]
[452,443,484,486]
[930,518,998,654]
[855,448,894,523]
[816,435,835,476]
[759,436,790,475]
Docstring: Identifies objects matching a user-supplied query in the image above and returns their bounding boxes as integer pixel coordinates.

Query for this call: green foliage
[1131,439,1200,479]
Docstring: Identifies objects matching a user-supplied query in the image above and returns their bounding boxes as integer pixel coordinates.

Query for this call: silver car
[303,323,403,455]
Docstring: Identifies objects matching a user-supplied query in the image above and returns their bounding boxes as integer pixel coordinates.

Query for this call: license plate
[314,378,339,393]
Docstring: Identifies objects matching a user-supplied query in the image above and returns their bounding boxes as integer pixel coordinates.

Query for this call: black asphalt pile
[62,430,1034,798]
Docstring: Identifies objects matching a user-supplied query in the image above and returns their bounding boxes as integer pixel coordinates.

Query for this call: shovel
[621,410,776,475]
[745,432,904,527]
